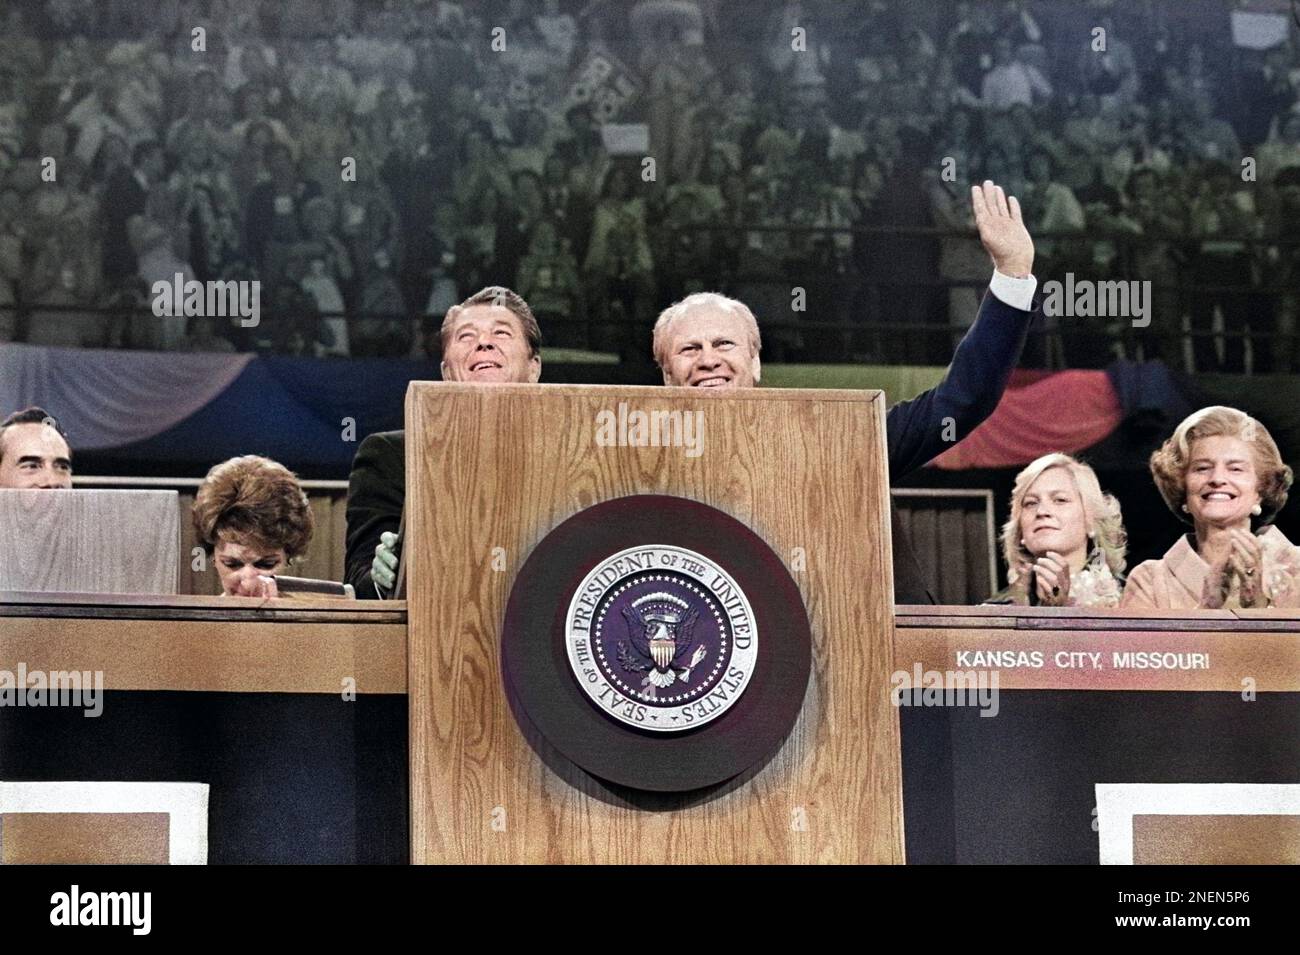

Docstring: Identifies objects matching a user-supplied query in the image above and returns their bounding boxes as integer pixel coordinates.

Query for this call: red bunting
[930,370,1124,470]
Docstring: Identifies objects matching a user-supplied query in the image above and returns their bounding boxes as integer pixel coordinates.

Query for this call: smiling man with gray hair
[652,181,1040,603]
[652,293,763,388]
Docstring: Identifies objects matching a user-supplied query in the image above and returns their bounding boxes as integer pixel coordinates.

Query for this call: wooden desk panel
[0,594,407,694]
[5,600,1295,697]
[2,600,1294,864]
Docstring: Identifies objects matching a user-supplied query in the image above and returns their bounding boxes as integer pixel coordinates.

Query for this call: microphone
[271,576,356,598]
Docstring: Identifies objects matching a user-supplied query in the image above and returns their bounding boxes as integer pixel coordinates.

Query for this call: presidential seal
[566,544,757,732]
[502,494,811,791]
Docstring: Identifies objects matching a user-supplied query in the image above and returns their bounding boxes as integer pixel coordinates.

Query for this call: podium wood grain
[406,383,903,864]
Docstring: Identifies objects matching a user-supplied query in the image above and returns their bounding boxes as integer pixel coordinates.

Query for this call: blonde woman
[989,453,1127,607]
[1122,406,1298,609]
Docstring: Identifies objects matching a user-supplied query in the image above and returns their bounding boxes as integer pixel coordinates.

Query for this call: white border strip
[1096,783,1300,864]
[0,781,208,864]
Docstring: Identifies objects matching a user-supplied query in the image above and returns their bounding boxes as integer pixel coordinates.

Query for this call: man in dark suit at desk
[651,180,1038,602]
[345,286,543,597]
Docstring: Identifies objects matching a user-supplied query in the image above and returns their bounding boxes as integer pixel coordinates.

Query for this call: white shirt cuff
[989,269,1037,311]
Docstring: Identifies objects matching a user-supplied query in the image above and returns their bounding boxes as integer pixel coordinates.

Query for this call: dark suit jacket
[885,289,1034,600]
[344,430,406,599]
[344,289,1033,601]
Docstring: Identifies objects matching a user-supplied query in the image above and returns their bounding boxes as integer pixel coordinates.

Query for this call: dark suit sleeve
[345,431,405,599]
[885,289,1034,482]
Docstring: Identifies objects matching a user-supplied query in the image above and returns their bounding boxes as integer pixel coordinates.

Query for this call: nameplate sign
[896,610,1300,692]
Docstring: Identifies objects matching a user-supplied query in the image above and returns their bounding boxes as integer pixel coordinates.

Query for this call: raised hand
[971,179,1034,278]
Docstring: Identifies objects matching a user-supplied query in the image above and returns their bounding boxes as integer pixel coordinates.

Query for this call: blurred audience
[0,0,1294,369]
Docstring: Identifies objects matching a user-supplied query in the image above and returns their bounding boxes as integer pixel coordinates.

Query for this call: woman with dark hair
[193,455,314,597]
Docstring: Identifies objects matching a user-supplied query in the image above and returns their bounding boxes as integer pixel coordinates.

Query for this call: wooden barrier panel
[72,478,989,601]
[75,478,350,596]
[0,490,178,594]
[892,489,996,605]
[0,593,406,694]
[3,599,1295,863]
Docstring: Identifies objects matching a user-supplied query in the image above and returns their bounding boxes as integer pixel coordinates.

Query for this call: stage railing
[4,227,1296,372]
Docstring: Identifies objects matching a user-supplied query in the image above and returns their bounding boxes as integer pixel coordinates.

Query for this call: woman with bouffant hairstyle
[193,455,314,597]
[1122,406,1299,609]
[988,453,1127,607]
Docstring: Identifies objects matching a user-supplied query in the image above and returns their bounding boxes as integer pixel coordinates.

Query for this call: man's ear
[527,355,541,383]
[751,354,762,384]
[440,360,452,381]
[661,366,674,386]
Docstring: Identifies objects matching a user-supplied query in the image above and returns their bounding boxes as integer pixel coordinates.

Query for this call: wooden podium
[405,383,904,863]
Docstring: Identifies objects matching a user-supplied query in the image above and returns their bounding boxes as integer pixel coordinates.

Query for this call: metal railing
[4,226,1297,372]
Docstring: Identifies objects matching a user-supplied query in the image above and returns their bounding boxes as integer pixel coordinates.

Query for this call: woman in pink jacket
[1122,406,1299,609]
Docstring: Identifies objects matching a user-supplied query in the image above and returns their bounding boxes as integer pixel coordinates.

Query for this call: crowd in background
[1,0,1299,369]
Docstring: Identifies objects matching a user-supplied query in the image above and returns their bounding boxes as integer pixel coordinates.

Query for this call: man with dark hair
[0,407,73,489]
[438,285,543,374]
[344,286,543,597]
